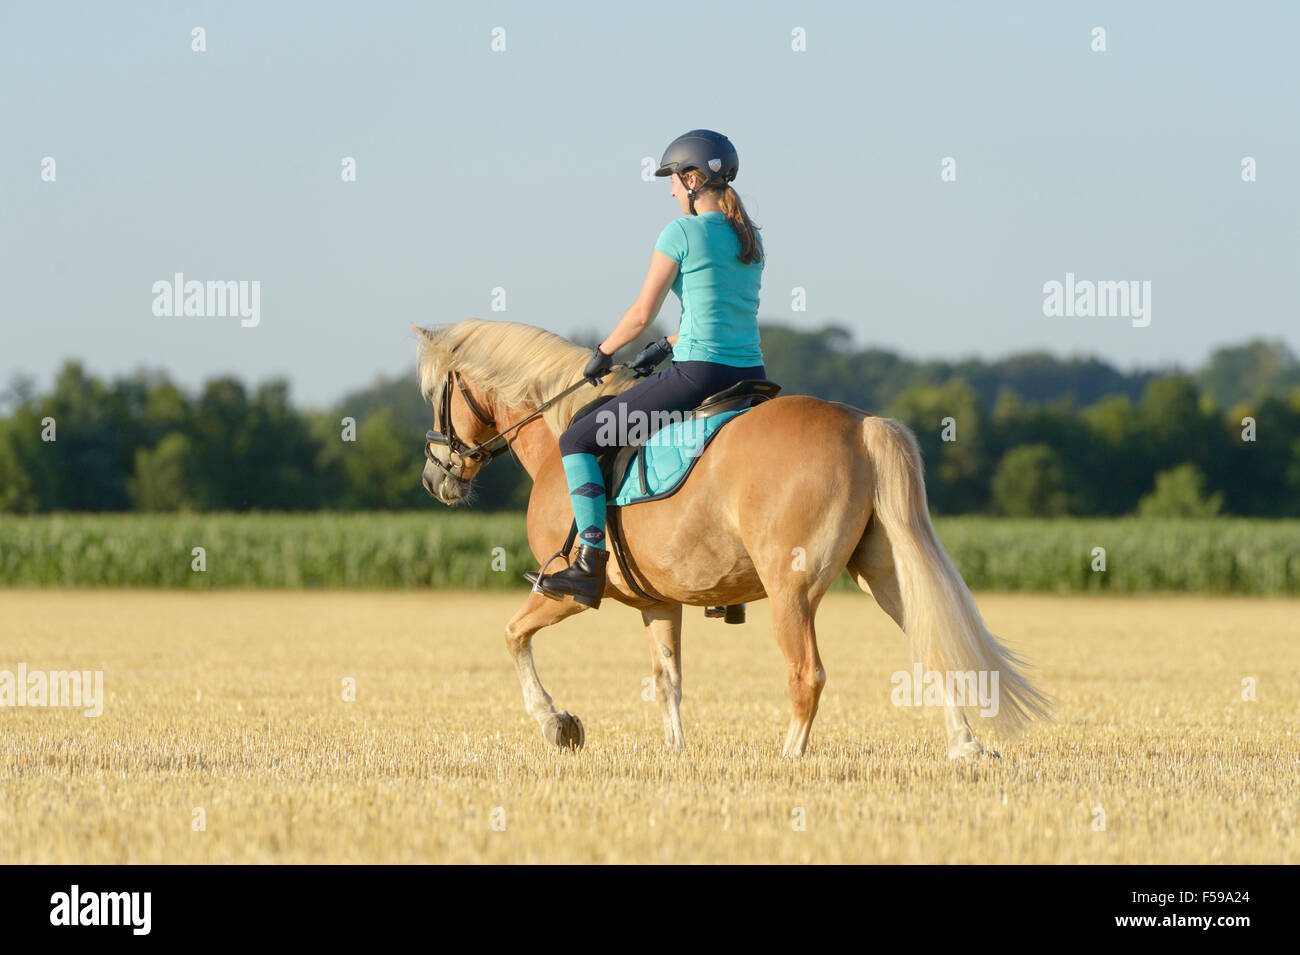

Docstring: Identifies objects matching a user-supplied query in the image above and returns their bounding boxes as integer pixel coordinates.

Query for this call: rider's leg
[556,362,716,536]
[522,453,608,608]
[521,400,618,606]
[561,451,607,549]
[525,361,768,608]
[525,365,698,607]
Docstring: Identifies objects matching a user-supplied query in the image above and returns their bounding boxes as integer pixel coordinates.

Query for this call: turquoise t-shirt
[653,211,764,367]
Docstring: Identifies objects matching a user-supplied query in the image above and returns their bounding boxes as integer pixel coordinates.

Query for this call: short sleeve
[654,220,688,263]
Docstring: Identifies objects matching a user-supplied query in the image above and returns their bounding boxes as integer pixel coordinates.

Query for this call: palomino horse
[417,319,1049,757]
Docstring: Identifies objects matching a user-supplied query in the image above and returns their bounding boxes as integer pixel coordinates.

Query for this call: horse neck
[493,399,558,480]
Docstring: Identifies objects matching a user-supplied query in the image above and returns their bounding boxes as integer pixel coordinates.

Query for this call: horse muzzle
[422,455,471,505]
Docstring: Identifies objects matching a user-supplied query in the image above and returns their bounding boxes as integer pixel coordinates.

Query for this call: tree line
[1,328,1297,516]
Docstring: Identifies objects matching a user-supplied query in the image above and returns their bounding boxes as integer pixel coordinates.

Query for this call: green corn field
[0,513,1296,594]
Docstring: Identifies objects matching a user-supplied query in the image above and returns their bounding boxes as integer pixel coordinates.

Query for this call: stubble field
[1,589,1296,864]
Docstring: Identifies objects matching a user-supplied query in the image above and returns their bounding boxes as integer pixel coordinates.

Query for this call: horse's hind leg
[641,603,685,751]
[767,588,827,757]
[505,590,588,749]
[849,518,986,759]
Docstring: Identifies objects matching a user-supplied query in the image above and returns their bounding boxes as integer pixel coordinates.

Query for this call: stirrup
[705,604,746,624]
[526,549,570,601]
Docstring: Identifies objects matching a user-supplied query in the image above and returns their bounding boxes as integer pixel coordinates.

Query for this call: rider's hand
[628,337,673,378]
[583,345,613,385]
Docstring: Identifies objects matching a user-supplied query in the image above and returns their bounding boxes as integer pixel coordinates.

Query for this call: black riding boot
[524,544,609,609]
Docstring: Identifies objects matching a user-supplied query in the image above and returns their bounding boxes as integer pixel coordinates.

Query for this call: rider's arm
[599,250,677,355]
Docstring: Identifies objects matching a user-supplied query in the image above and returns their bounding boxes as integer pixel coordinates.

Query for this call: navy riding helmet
[654,129,739,215]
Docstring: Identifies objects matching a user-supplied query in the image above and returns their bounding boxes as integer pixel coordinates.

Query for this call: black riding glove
[583,346,613,385]
[628,337,673,378]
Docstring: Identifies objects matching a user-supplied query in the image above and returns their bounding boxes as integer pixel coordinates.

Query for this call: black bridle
[424,371,511,479]
[423,363,634,481]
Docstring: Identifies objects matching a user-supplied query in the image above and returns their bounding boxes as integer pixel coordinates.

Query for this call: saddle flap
[603,444,640,499]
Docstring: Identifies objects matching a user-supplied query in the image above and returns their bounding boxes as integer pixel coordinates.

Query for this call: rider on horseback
[525,129,767,609]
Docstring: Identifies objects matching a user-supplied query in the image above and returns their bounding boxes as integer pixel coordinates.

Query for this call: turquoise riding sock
[561,452,606,550]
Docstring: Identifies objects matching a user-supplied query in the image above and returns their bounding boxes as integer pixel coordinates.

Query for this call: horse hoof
[946,739,986,760]
[543,711,585,750]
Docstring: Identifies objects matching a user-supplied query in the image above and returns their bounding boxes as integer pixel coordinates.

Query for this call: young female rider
[525,129,767,609]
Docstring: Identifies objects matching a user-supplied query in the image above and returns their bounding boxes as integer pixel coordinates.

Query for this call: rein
[424,367,622,478]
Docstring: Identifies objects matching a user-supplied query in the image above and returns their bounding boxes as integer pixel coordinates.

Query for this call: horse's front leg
[505,590,588,749]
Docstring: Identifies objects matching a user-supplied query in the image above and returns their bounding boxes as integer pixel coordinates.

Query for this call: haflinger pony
[416,319,1049,758]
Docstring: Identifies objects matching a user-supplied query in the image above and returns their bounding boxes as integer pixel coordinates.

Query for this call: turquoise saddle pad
[611,408,747,506]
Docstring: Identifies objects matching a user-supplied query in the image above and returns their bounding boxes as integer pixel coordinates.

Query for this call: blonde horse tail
[860,416,1051,736]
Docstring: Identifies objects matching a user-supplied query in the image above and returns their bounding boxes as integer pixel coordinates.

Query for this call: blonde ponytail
[716,185,763,265]
[685,170,762,265]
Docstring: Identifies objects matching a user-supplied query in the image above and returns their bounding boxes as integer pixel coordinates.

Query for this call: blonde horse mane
[415,319,641,437]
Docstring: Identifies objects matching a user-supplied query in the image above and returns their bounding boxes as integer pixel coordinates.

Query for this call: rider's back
[654,211,764,368]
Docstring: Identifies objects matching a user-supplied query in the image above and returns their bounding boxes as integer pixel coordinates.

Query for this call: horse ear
[412,324,437,343]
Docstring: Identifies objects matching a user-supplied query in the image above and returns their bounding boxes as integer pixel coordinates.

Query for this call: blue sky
[2,1,1296,406]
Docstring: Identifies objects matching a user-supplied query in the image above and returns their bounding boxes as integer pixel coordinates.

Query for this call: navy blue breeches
[558,359,767,457]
